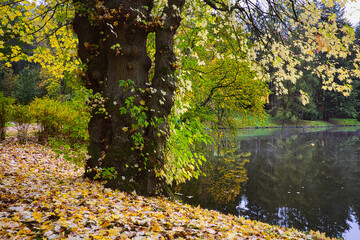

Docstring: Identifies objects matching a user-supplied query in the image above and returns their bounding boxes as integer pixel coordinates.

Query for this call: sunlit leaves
[0,1,80,95]
[256,0,360,99]
[164,114,212,185]
[175,1,269,128]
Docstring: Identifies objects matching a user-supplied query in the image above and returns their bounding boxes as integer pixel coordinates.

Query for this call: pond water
[178,127,360,239]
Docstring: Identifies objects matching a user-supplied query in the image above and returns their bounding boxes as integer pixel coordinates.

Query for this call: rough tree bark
[73,0,184,196]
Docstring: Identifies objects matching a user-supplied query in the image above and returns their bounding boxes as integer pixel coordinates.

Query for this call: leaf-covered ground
[0,139,337,239]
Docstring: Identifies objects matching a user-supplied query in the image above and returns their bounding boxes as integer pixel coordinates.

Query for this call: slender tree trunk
[73,0,184,196]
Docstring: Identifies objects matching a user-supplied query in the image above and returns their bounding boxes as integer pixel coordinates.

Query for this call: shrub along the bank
[0,92,14,141]
[29,93,91,165]
[11,104,33,143]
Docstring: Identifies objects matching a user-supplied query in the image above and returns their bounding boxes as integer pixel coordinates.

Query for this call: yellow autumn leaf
[139,100,146,105]
[84,42,90,48]
[101,220,111,228]
[58,219,70,228]
[151,223,161,232]
[151,220,162,232]
[33,211,43,223]
[40,221,54,231]
[111,214,120,220]
[89,234,104,239]
[89,214,97,221]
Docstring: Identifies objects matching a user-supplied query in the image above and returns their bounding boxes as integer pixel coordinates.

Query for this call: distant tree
[0,67,18,97]
[14,67,42,104]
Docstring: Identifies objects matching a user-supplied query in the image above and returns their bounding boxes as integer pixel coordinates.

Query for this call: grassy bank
[236,116,360,128]
[0,138,337,239]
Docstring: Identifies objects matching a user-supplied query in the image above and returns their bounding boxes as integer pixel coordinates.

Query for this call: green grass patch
[236,115,360,128]
[5,122,15,127]
[295,120,333,127]
[329,118,360,126]
[235,115,281,128]
[237,128,282,139]
[237,127,338,139]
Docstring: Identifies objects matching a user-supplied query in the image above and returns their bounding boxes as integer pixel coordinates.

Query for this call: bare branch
[200,74,238,108]
[0,0,26,7]
[35,21,71,44]
[203,0,245,12]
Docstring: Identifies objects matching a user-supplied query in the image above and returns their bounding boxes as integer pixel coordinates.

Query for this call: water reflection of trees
[239,130,360,238]
[177,133,249,215]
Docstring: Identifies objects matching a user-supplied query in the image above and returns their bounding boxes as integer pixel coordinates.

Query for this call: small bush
[11,104,33,143]
[0,92,14,141]
[30,97,60,138]
[29,88,91,165]
[30,97,88,141]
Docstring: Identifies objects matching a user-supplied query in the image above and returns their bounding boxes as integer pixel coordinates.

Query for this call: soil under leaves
[0,138,337,239]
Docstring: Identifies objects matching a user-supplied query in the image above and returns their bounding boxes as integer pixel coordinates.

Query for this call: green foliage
[94,167,118,180]
[176,2,269,129]
[0,92,14,140]
[116,78,212,184]
[10,104,33,143]
[235,115,279,128]
[30,95,88,141]
[157,2,270,186]
[159,2,269,185]
[14,67,42,104]
[329,118,360,125]
[0,66,45,104]
[29,88,91,165]
[118,79,151,153]
[30,97,64,138]
[0,68,18,97]
[163,111,212,185]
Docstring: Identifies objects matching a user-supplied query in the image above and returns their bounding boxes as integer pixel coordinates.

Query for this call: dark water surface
[179,127,360,239]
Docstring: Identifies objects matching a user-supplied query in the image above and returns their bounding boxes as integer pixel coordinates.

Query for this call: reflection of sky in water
[343,212,360,240]
[238,196,248,211]
[238,196,359,239]
[237,197,294,227]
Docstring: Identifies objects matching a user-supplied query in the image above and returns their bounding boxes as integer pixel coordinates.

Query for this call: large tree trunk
[73,0,184,196]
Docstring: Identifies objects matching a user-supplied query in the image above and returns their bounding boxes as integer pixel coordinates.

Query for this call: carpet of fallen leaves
[0,138,337,240]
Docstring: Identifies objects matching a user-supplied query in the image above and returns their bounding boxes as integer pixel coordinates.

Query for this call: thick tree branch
[200,74,238,108]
